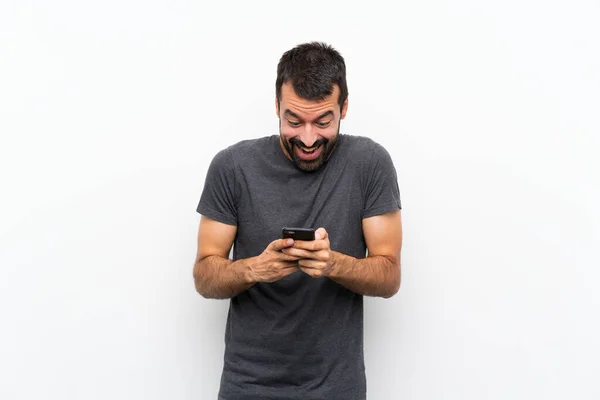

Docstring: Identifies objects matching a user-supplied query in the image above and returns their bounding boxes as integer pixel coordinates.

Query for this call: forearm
[328,251,400,298]
[193,255,255,299]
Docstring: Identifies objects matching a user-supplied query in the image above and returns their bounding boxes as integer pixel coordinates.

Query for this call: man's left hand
[281,227,334,278]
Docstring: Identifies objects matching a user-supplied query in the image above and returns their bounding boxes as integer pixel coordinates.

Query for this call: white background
[1,0,599,399]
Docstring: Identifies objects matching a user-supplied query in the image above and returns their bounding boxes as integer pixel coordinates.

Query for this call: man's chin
[290,148,319,171]
[293,157,324,172]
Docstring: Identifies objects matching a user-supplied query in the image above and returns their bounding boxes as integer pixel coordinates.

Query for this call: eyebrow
[284,109,334,121]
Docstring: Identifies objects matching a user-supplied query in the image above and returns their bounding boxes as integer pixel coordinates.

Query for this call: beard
[280,125,340,173]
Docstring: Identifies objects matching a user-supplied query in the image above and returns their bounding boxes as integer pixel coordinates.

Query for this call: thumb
[270,238,294,251]
[315,227,328,240]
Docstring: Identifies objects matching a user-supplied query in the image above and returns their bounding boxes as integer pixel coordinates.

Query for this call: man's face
[276,83,348,172]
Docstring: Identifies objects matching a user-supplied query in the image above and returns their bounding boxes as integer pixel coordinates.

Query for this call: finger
[281,247,314,259]
[314,227,328,240]
[279,252,301,261]
[287,260,300,267]
[298,259,326,269]
[296,249,329,261]
[292,239,326,251]
[299,266,324,278]
[277,259,299,266]
[281,261,300,273]
[270,238,294,251]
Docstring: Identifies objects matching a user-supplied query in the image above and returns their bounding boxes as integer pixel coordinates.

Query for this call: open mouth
[294,144,323,161]
[300,146,317,154]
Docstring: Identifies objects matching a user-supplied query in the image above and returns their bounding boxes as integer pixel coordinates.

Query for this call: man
[194,42,402,400]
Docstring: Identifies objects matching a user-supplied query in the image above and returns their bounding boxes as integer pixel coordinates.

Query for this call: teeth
[299,145,319,153]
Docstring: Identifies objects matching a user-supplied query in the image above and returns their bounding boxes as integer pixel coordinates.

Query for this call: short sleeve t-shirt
[197,133,401,400]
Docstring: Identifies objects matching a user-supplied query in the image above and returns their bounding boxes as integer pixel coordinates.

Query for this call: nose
[299,124,318,148]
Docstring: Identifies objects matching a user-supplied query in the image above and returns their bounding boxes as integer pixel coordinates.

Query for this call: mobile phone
[282,227,315,241]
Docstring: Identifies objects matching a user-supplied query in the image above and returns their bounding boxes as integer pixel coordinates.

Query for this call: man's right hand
[246,238,300,283]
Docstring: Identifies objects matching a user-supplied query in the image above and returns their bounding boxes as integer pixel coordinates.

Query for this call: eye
[316,121,331,128]
[287,120,301,127]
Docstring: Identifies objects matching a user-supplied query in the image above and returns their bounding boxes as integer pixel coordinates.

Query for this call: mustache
[289,137,328,149]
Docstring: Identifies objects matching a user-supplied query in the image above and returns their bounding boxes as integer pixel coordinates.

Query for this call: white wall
[1,0,599,399]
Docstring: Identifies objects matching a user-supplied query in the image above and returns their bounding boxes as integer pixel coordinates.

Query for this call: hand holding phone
[281,227,333,279]
[248,237,301,283]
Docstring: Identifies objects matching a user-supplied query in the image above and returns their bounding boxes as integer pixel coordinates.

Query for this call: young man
[194,42,402,400]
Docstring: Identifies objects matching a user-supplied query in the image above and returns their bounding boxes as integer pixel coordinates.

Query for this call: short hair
[276,42,348,109]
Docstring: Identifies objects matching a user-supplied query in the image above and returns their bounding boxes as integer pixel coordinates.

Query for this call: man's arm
[193,216,252,299]
[329,210,402,298]
[283,210,402,298]
[193,216,300,299]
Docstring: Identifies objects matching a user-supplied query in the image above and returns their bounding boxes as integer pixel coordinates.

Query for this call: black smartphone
[282,227,315,241]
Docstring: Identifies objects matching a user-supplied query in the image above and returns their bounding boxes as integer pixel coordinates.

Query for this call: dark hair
[276,42,348,109]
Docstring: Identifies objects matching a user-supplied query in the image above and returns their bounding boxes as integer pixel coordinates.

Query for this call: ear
[275,97,280,117]
[340,97,349,119]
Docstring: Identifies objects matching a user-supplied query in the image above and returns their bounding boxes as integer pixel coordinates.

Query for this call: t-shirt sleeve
[196,148,238,226]
[362,143,402,219]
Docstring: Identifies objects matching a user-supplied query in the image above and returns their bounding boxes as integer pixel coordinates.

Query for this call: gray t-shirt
[197,133,401,400]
